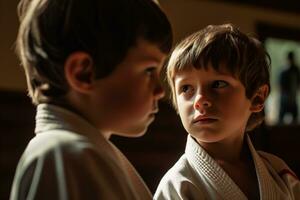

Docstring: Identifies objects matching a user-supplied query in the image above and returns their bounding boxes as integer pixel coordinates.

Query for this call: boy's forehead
[129,38,166,63]
[113,38,167,74]
[172,66,200,84]
[172,62,233,78]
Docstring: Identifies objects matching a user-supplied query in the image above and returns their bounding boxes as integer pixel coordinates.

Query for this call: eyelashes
[145,67,157,76]
[181,85,192,93]
[178,80,229,97]
[211,80,229,88]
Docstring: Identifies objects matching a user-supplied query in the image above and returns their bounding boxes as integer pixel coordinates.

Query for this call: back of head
[17,0,173,104]
[287,51,295,64]
[166,24,270,131]
[288,51,294,60]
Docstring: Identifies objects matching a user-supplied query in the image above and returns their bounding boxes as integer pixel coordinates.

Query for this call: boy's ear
[250,84,269,113]
[64,52,95,93]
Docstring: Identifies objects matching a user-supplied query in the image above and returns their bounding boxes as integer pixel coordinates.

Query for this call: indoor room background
[1,0,300,199]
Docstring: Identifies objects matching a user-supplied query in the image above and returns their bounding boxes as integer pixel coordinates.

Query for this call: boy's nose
[154,81,165,100]
[194,94,212,110]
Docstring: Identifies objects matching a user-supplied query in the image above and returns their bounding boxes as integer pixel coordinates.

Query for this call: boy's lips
[148,109,159,118]
[192,116,218,124]
[151,109,159,114]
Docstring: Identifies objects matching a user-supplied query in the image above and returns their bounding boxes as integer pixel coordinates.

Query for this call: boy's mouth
[149,109,159,119]
[151,108,159,114]
[192,116,218,124]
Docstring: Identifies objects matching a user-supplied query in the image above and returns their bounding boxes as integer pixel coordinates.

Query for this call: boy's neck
[48,99,112,139]
[196,134,249,164]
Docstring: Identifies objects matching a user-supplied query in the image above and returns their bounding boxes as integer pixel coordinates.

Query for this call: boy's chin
[122,118,155,137]
[114,126,149,138]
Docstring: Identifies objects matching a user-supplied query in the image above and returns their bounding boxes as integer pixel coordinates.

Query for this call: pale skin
[173,63,269,199]
[62,38,166,139]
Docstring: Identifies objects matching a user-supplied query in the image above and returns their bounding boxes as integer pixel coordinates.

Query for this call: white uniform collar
[185,134,291,200]
[35,103,106,138]
[34,103,152,199]
[185,134,247,199]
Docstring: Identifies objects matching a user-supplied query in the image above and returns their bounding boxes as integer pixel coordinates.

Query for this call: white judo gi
[10,104,152,200]
[154,134,300,200]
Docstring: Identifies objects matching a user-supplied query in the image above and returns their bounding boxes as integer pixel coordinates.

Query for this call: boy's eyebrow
[215,70,232,76]
[174,75,190,85]
[143,55,162,63]
[138,54,165,64]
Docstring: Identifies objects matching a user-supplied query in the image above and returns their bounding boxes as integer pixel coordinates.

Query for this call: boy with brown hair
[10,0,172,199]
[154,24,300,199]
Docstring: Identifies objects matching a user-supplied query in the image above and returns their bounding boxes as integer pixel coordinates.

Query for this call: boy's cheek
[177,105,192,121]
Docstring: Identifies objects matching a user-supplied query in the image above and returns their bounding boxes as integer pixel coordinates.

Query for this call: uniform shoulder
[11,131,131,199]
[258,151,298,179]
[159,155,191,183]
[154,154,206,200]
[20,130,101,169]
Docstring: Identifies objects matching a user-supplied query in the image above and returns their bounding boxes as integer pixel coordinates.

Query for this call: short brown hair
[17,0,173,105]
[166,24,270,131]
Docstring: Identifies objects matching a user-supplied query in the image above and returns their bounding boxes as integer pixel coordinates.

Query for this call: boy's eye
[145,67,157,76]
[212,80,228,88]
[181,85,192,93]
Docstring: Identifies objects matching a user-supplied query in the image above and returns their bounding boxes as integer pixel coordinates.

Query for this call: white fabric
[10,104,152,200]
[154,134,300,200]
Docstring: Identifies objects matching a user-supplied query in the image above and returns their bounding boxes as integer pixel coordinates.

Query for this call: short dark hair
[166,24,270,131]
[17,0,173,104]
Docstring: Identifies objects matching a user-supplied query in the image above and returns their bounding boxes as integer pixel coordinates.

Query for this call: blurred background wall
[0,0,25,91]
[159,0,300,43]
[1,0,300,97]
[1,0,300,199]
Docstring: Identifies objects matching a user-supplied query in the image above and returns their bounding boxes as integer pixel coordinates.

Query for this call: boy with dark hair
[10,0,172,199]
[154,24,300,199]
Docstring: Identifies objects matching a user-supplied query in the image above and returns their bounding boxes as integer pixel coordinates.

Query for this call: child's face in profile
[91,39,166,138]
[174,63,253,145]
